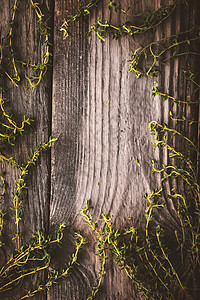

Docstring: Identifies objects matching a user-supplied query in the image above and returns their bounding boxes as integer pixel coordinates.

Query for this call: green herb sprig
[11,137,57,249]
[59,0,101,38]
[0,224,86,298]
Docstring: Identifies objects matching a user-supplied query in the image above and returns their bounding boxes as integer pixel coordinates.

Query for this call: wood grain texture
[0,1,53,299]
[49,1,95,297]
[0,0,199,299]
[50,0,200,299]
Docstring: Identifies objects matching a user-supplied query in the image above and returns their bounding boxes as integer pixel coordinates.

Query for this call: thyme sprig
[129,29,200,78]
[0,225,85,298]
[19,231,86,299]
[80,203,107,300]
[2,0,51,89]
[25,0,52,89]
[152,84,200,105]
[88,0,179,41]
[81,118,200,298]
[11,137,57,249]
[59,0,101,39]
[7,0,20,86]
[0,0,199,298]
[0,0,87,298]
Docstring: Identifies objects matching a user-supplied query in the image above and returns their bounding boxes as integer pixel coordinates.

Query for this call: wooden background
[0,0,199,299]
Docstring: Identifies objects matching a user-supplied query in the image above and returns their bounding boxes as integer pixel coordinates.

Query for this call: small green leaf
[136,158,141,167]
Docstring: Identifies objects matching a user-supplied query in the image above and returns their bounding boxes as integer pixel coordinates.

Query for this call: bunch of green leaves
[0,1,87,298]
[59,1,200,298]
[59,0,101,38]
[0,130,86,297]
[0,89,31,149]
[69,0,199,79]
[24,0,52,89]
[1,0,199,299]
[0,96,56,249]
[11,137,57,248]
[1,0,51,89]
[88,0,182,42]
[129,27,200,78]
[81,114,200,299]
[152,84,200,105]
[0,224,86,299]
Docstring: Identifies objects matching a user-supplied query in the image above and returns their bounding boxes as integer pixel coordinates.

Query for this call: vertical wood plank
[0,0,198,299]
[0,0,53,299]
[50,0,199,299]
[50,0,159,299]
[50,0,94,298]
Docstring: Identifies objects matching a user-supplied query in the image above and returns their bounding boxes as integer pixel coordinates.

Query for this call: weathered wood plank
[50,0,200,298]
[49,0,94,298]
[0,0,199,299]
[0,0,53,299]
[50,0,170,299]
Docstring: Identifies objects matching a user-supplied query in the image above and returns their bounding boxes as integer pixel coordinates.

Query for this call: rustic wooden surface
[0,1,53,299]
[0,0,199,299]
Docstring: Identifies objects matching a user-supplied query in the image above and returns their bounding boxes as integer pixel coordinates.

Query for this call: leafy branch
[59,0,101,38]
[0,225,86,298]
[11,137,57,249]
